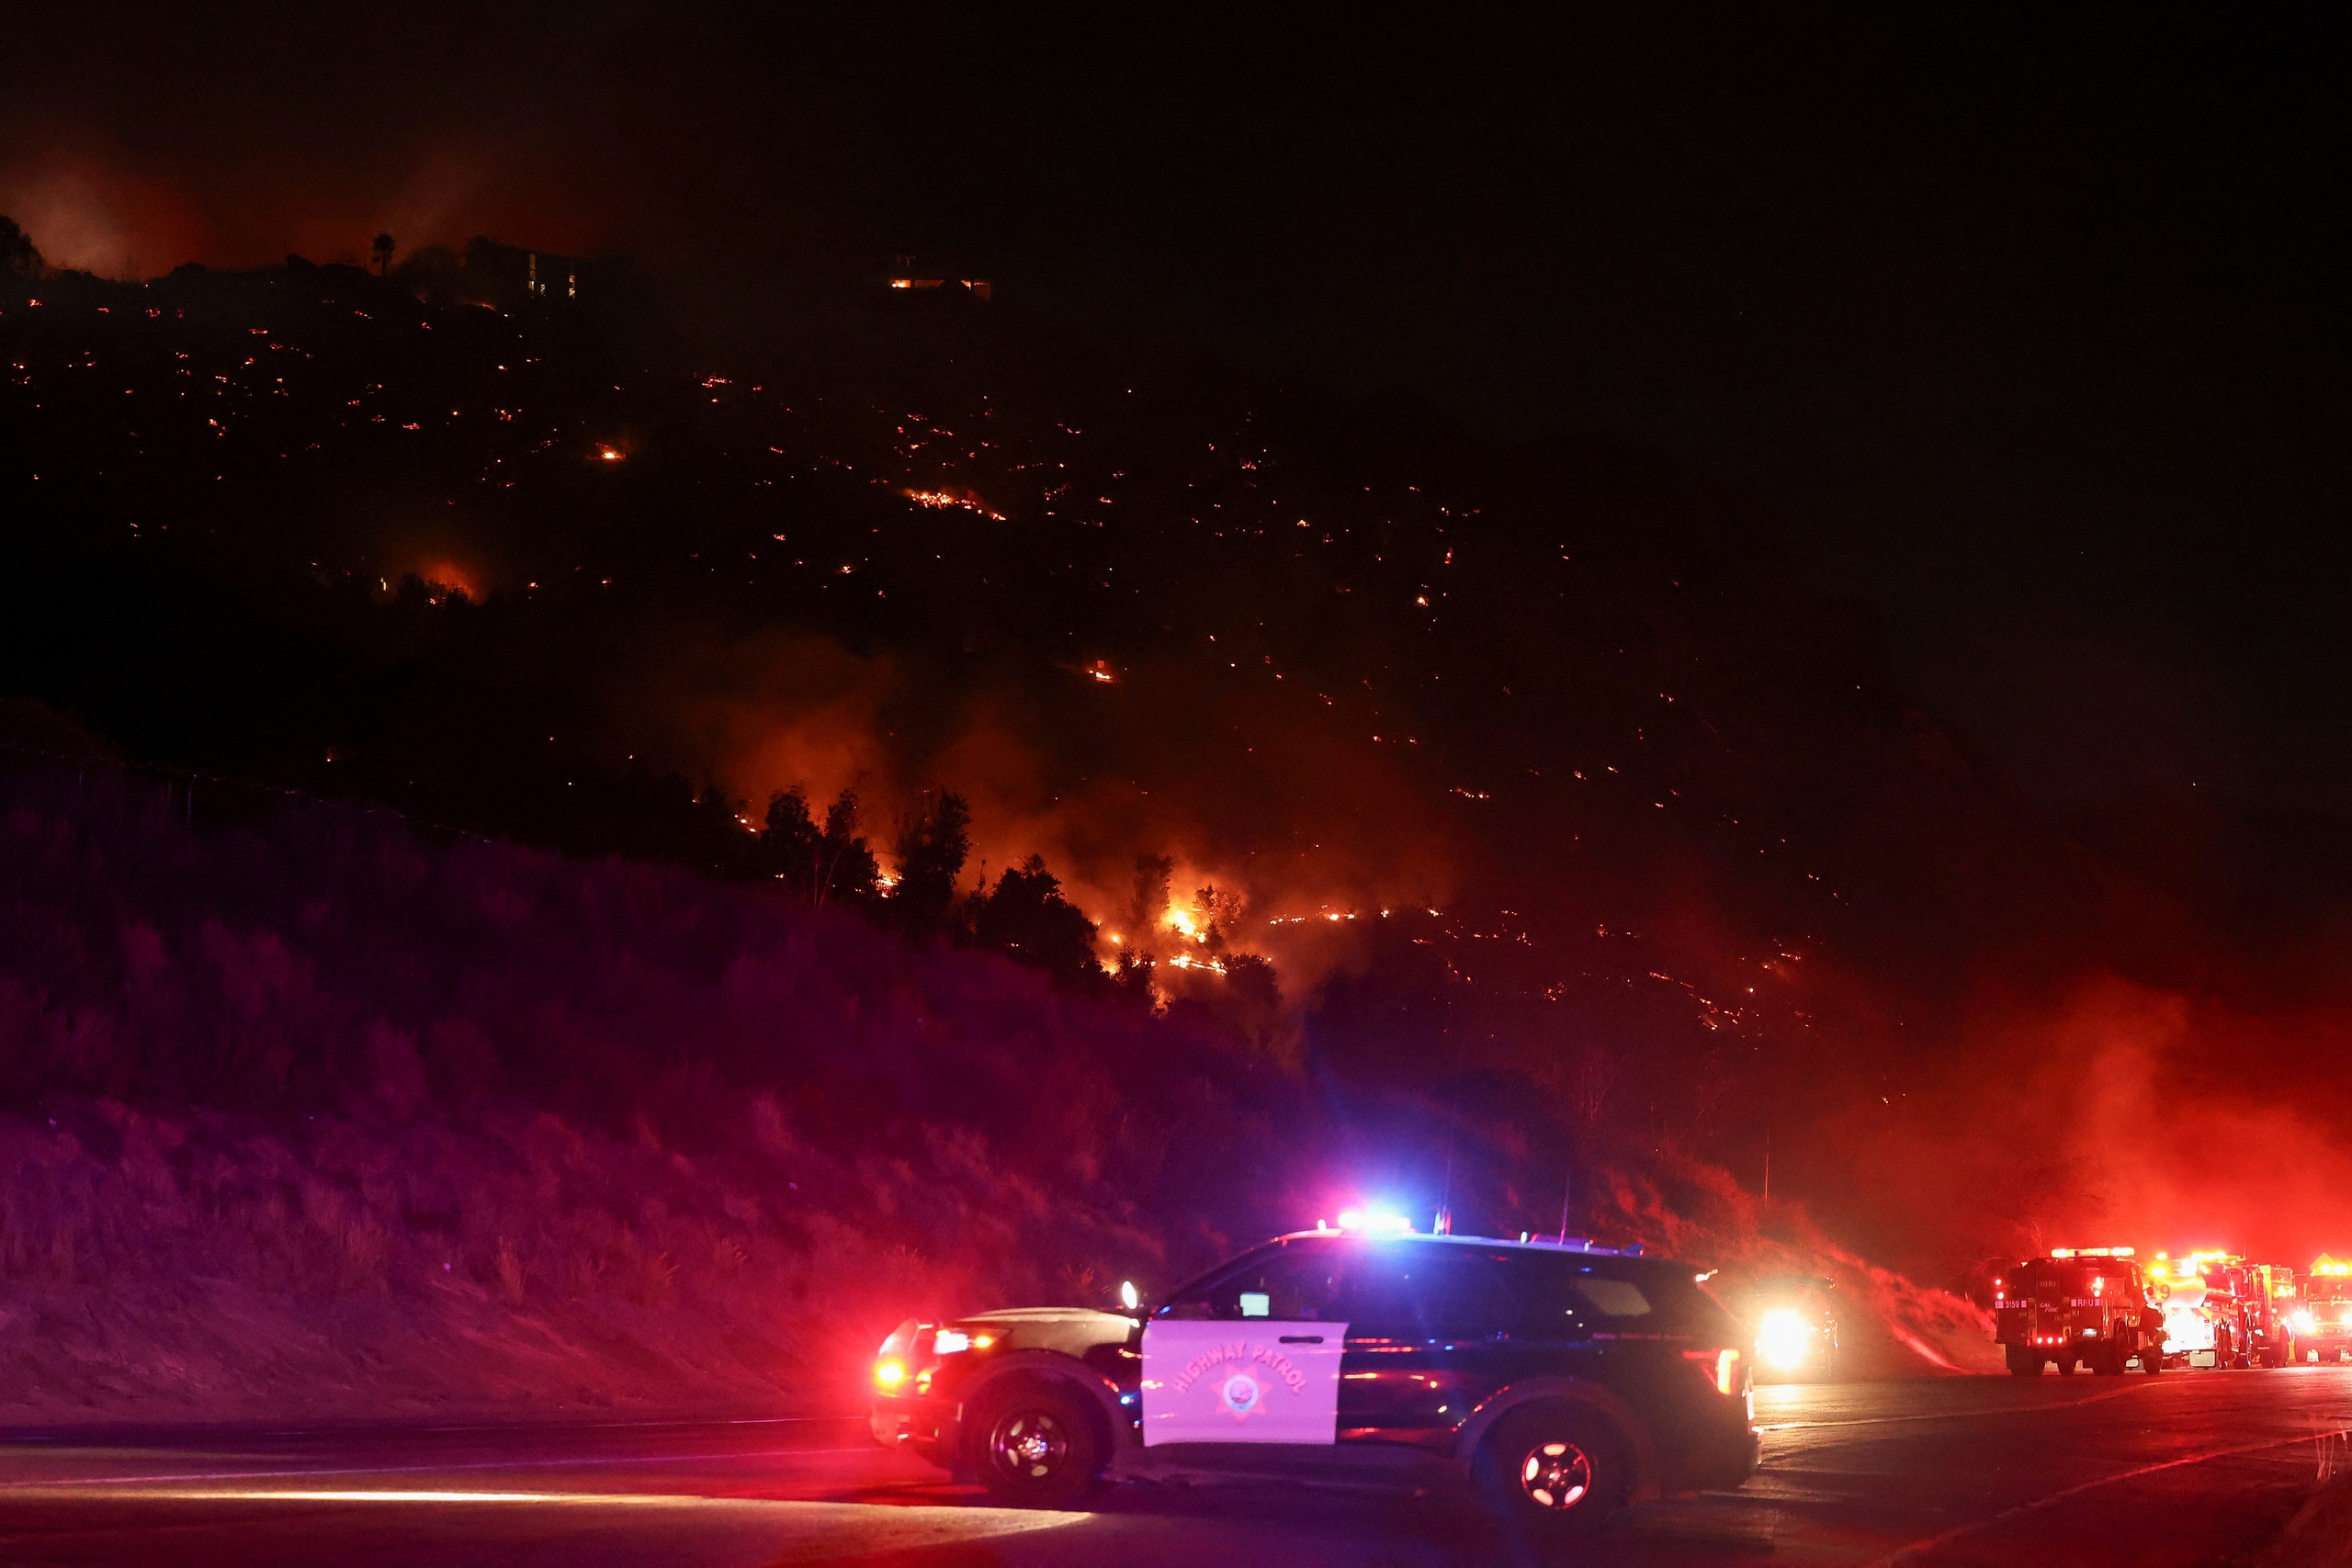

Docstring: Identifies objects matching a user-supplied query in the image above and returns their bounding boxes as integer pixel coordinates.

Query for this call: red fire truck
[2149,1251,2245,1368]
[2239,1261,2301,1368]
[2147,1251,2298,1368]
[2293,1256,2352,1364]
[1992,1247,2164,1376]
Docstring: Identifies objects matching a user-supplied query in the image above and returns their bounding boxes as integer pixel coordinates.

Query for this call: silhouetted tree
[888,789,971,937]
[371,232,396,276]
[1114,947,1158,1008]
[973,855,1099,980]
[756,787,821,883]
[1129,852,1172,936]
[817,791,881,906]
[756,786,878,906]
[0,216,40,278]
[1223,952,1281,1012]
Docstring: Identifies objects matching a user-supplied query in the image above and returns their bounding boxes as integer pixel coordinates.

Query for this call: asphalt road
[4,1369,2347,1567]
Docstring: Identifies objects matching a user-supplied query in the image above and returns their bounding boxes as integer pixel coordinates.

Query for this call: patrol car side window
[1157,1241,1347,1321]
[1329,1251,1524,1335]
[1572,1277,1652,1317]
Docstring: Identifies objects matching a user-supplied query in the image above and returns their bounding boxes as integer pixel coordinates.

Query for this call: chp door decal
[1139,1319,1348,1446]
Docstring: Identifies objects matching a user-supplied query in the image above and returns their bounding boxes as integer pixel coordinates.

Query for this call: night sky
[3,4,2343,811]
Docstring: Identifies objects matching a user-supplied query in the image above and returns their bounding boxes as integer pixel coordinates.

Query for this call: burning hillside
[7,254,2352,1290]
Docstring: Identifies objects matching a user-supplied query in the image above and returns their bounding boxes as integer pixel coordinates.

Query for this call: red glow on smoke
[0,151,219,279]
[0,136,612,278]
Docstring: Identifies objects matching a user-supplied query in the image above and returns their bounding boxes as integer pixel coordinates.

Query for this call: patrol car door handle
[1279,1335,1324,1344]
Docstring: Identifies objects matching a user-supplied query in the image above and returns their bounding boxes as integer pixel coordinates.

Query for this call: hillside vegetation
[0,760,1992,1423]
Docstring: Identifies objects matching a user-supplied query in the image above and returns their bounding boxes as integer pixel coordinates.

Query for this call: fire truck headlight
[2293,1309,2316,1336]
[1758,1309,1812,1372]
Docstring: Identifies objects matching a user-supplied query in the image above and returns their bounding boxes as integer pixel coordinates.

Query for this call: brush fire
[9,240,2352,1467]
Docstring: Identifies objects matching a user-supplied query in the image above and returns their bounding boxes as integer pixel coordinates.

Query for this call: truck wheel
[2054,1353,2078,1375]
[967,1378,1105,1508]
[2143,1348,2164,1374]
[2006,1345,2041,1377]
[1474,1403,1626,1541]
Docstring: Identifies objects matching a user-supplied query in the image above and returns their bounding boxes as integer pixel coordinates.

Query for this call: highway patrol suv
[869,1219,1759,1540]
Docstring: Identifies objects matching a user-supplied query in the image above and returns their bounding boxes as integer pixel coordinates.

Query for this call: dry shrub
[339,1218,390,1292]
[633,1248,679,1306]
[494,1235,528,1303]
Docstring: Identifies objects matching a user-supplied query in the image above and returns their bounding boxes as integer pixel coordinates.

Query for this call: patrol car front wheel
[968,1380,1104,1507]
[1474,1404,1625,1540]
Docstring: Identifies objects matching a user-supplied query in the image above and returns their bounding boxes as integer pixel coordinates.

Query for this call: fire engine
[2237,1260,2301,1368]
[2148,1251,2240,1368]
[1991,1247,2163,1377]
[2294,1256,2352,1364]
[2146,1250,2299,1368]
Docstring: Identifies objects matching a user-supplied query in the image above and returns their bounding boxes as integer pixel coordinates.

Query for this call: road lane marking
[0,1489,1001,1510]
[0,1446,884,1493]
[1759,1379,2165,1431]
[1862,1422,2352,1565]
[0,1490,1091,1551]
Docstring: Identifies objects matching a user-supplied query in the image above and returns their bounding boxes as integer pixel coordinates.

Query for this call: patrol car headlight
[2293,1309,2316,1336]
[1758,1308,1812,1372]
[874,1359,907,1389]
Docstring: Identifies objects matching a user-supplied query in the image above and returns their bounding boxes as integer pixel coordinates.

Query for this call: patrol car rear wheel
[968,1379,1103,1508]
[1475,1404,1625,1540]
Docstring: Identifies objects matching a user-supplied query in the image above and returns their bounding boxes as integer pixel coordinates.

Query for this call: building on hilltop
[400,238,586,311]
[459,238,583,307]
[887,254,992,302]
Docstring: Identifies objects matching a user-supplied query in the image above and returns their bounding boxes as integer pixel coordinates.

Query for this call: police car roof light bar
[1335,1209,1413,1235]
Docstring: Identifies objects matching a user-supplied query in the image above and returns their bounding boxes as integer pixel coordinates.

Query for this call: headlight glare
[1758,1308,1813,1372]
